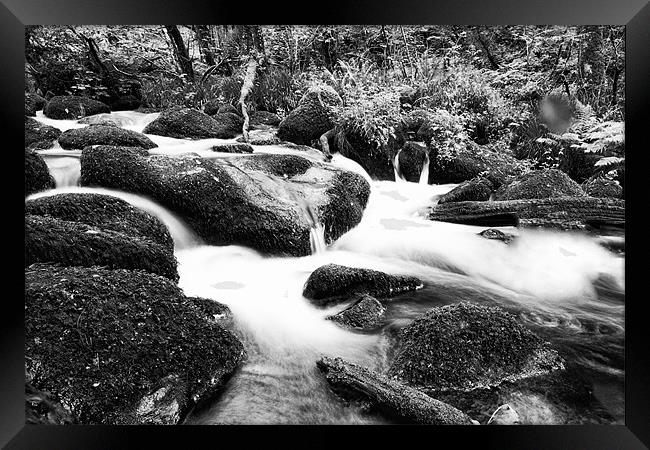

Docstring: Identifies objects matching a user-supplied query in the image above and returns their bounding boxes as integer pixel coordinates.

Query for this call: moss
[388,302,565,391]
[25,149,56,197]
[319,171,370,245]
[25,215,178,281]
[277,86,341,145]
[495,169,586,201]
[326,294,386,330]
[142,108,237,139]
[58,125,157,150]
[582,177,623,199]
[44,95,111,120]
[25,264,245,424]
[25,117,61,150]
[437,177,494,204]
[397,142,428,182]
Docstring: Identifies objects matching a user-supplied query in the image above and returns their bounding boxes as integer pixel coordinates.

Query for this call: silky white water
[31,110,625,424]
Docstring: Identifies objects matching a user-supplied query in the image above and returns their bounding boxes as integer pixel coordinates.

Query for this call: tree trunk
[165,25,194,81]
[428,197,625,230]
[238,56,258,142]
[193,25,216,66]
[474,28,500,70]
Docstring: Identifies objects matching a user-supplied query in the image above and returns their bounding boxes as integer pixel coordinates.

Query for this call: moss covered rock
[388,302,565,392]
[142,108,237,139]
[212,112,244,135]
[25,93,47,117]
[25,149,56,197]
[303,264,422,306]
[25,117,61,150]
[80,146,369,256]
[43,95,110,120]
[277,85,342,145]
[582,177,623,199]
[396,142,429,182]
[25,264,245,424]
[211,143,254,153]
[437,177,494,204]
[59,125,157,150]
[203,99,224,116]
[495,169,586,201]
[326,294,386,330]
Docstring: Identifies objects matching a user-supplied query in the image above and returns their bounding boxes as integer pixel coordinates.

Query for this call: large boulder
[80,147,370,256]
[396,142,429,182]
[582,177,623,199]
[212,112,244,135]
[316,357,476,425]
[59,125,157,150]
[25,264,245,424]
[303,264,422,306]
[25,117,61,150]
[142,108,238,139]
[388,302,565,392]
[25,93,47,116]
[326,294,386,330]
[437,177,495,204]
[277,85,342,145]
[495,169,586,201]
[25,150,56,197]
[43,95,111,120]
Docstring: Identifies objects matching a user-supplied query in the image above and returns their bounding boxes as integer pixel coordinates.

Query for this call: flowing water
[31,111,625,424]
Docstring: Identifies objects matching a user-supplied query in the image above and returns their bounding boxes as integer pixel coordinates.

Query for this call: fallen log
[428,197,625,230]
[316,356,477,425]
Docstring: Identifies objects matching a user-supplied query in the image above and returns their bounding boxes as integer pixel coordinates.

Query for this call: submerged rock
[142,108,238,139]
[25,150,56,197]
[25,214,178,281]
[25,265,246,424]
[478,228,515,244]
[43,95,110,120]
[388,302,565,392]
[495,169,585,201]
[326,295,386,330]
[317,357,476,425]
[211,143,254,154]
[58,125,157,150]
[277,85,341,145]
[303,264,422,306]
[80,147,369,256]
[25,93,47,116]
[25,117,61,150]
[437,177,494,204]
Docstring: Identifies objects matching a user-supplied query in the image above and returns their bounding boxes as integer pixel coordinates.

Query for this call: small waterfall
[393,149,405,182]
[419,152,430,185]
[302,200,327,254]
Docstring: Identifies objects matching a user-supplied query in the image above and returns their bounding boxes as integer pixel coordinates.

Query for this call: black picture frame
[4,0,648,448]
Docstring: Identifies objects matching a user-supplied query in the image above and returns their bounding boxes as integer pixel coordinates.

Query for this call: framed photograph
[4,0,648,447]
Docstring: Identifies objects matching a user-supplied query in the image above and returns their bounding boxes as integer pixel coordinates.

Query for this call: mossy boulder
[58,125,157,150]
[25,264,245,424]
[43,95,111,120]
[25,150,56,197]
[437,177,495,204]
[303,264,422,306]
[582,177,623,199]
[250,111,281,127]
[25,214,178,281]
[80,147,369,256]
[142,108,237,139]
[396,142,429,182]
[212,112,244,135]
[335,126,404,181]
[25,93,47,117]
[25,117,61,150]
[326,294,386,330]
[495,169,586,201]
[388,302,565,392]
[203,99,224,116]
[277,85,342,145]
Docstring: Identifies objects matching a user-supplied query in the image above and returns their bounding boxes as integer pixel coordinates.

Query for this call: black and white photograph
[23,24,626,426]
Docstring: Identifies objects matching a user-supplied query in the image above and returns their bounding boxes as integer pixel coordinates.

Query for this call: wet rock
[478,228,515,244]
[250,110,281,127]
[25,92,47,116]
[388,302,565,392]
[59,125,157,150]
[211,143,254,153]
[396,142,429,182]
[437,177,495,204]
[212,112,244,135]
[80,147,369,256]
[25,264,246,424]
[303,264,422,306]
[43,95,110,120]
[25,149,56,197]
[142,108,237,139]
[582,177,623,199]
[277,85,341,145]
[495,169,586,201]
[25,117,61,150]
[236,129,281,145]
[25,214,178,281]
[316,356,476,424]
[78,114,122,126]
[326,295,386,330]
[25,192,174,250]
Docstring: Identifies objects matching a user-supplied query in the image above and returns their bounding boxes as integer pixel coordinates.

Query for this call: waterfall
[419,152,430,185]
[393,149,405,182]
